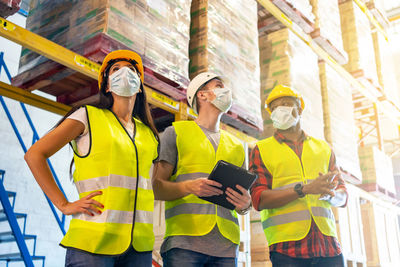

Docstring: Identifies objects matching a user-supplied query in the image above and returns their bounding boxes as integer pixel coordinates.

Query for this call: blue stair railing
[0,52,68,265]
[0,170,45,267]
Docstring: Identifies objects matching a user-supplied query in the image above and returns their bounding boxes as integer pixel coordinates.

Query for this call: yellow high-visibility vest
[60,105,158,254]
[257,136,337,246]
[164,121,245,244]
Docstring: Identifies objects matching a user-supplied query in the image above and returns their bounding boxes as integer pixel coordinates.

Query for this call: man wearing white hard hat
[152,72,252,266]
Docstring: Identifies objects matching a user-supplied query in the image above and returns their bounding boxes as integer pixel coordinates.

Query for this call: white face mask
[109,66,141,97]
[271,106,300,130]
[210,87,233,113]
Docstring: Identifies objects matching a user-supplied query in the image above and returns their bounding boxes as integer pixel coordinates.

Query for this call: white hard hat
[187,72,222,113]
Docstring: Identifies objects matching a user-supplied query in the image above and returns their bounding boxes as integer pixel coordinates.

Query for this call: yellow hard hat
[265,84,305,114]
[98,50,144,90]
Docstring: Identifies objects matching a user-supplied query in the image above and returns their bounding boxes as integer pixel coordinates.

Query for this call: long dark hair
[55,58,159,176]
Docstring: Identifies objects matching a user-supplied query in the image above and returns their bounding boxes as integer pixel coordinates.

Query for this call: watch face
[294,184,304,197]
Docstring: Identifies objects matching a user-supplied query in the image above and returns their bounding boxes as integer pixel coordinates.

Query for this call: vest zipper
[109,110,140,255]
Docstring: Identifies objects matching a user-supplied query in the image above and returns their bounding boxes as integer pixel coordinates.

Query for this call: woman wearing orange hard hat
[25,50,159,266]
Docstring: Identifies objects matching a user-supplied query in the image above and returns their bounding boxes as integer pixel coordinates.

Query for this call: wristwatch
[294,183,305,198]
[238,203,252,215]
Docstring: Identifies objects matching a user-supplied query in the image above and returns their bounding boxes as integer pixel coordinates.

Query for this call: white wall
[0,13,78,267]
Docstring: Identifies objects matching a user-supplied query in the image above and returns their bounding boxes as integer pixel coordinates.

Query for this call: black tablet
[199,160,258,210]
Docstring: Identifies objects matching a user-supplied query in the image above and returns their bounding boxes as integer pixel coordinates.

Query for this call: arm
[151,126,222,201]
[257,172,338,210]
[24,118,103,216]
[152,160,223,201]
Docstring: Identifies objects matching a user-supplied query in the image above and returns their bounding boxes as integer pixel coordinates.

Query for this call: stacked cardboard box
[319,62,362,179]
[358,145,396,194]
[189,0,262,129]
[339,0,378,84]
[259,28,324,139]
[372,31,400,106]
[310,0,348,64]
[20,0,190,87]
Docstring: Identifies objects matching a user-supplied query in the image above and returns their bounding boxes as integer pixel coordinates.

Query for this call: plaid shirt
[250,131,347,258]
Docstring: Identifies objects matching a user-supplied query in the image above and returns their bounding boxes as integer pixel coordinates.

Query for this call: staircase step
[0,252,45,262]
[6,191,16,198]
[0,252,21,260]
[0,231,36,243]
[0,210,26,222]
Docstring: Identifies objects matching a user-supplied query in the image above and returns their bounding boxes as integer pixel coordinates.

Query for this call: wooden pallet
[12,33,188,105]
[258,15,286,35]
[310,29,348,65]
[272,0,315,33]
[221,111,261,138]
[358,183,397,201]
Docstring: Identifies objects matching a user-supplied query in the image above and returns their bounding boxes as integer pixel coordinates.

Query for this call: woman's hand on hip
[60,191,104,216]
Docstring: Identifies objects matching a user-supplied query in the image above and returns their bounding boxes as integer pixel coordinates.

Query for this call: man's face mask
[271,106,300,130]
[109,66,141,97]
[208,87,233,113]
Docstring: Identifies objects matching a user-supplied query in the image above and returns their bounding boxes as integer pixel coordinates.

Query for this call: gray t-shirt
[157,124,238,258]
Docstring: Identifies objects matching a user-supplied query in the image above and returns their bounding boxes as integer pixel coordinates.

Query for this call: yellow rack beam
[0,81,71,116]
[353,0,389,41]
[257,0,400,125]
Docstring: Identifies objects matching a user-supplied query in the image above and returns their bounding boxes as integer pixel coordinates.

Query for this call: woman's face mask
[270,106,300,130]
[109,66,141,97]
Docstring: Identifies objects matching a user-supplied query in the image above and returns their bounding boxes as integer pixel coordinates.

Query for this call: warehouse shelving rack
[1,1,400,266]
[1,0,399,149]
[258,0,400,156]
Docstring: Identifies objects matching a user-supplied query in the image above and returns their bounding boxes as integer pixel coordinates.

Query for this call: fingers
[79,207,94,216]
[235,185,248,195]
[226,195,241,207]
[87,199,104,209]
[85,191,103,199]
[204,179,222,188]
[198,187,223,197]
[226,187,250,209]
[329,181,338,190]
[226,188,242,202]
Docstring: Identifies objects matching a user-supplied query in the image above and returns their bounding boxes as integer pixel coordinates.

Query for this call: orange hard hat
[98,50,144,90]
[265,84,305,114]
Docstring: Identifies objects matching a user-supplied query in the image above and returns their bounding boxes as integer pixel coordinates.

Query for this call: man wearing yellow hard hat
[249,84,348,267]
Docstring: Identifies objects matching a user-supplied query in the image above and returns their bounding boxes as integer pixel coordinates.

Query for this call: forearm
[24,151,68,210]
[153,178,190,201]
[258,188,300,210]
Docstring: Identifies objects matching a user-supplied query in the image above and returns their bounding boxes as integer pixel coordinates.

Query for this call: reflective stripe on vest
[75,174,152,193]
[60,105,158,255]
[258,136,337,245]
[165,121,244,244]
[261,207,334,229]
[74,209,153,224]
